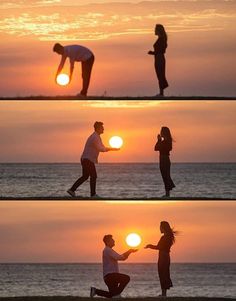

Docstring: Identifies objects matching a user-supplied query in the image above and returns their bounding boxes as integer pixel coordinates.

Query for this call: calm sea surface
[0,163,235,199]
[0,263,235,298]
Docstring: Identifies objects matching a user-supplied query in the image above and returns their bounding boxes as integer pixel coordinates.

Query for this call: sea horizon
[1,162,235,199]
[1,263,235,298]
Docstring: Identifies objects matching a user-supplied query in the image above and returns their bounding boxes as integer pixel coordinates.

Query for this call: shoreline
[0,297,234,301]
[0,96,236,101]
[0,197,234,201]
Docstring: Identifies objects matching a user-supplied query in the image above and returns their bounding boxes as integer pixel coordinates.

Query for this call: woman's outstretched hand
[144,244,152,249]
[148,50,154,55]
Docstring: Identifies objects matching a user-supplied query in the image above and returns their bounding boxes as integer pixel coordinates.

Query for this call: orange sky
[0,101,235,162]
[0,201,235,263]
[0,0,236,97]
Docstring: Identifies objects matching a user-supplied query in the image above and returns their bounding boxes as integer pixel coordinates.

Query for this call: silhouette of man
[90,235,138,298]
[67,122,119,199]
[53,43,94,97]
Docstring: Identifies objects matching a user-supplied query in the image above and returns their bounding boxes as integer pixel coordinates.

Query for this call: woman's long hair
[161,126,173,149]
[156,24,167,41]
[161,221,177,245]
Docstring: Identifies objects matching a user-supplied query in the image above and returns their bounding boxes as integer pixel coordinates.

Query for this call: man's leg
[93,273,130,298]
[80,55,94,96]
[70,159,90,192]
[88,161,97,197]
[94,274,119,298]
[114,273,130,295]
[106,273,130,297]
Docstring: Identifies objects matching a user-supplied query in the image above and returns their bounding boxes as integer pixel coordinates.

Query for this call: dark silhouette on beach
[67,122,119,199]
[90,234,138,298]
[53,43,94,97]
[145,221,177,297]
[155,126,175,197]
[148,24,169,97]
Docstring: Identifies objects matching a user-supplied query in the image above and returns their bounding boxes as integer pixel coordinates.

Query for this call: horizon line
[1,96,236,101]
[0,161,235,164]
[0,261,235,264]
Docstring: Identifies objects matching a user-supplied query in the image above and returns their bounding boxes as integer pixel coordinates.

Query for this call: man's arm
[95,136,119,152]
[69,60,74,82]
[108,248,137,261]
[122,249,138,260]
[55,55,67,80]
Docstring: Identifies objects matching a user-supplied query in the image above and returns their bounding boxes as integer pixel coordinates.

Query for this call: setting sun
[56,74,69,86]
[126,233,141,248]
[109,136,123,148]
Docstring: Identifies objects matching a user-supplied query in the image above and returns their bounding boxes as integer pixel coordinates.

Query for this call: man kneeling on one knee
[90,234,138,298]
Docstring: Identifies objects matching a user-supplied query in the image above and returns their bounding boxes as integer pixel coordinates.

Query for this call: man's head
[94,121,104,134]
[103,234,115,248]
[53,43,64,55]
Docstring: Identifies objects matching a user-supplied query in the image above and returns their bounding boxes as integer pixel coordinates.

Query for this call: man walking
[67,122,119,199]
[90,235,138,298]
[53,43,94,97]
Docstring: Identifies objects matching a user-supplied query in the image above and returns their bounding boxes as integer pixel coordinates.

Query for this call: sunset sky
[1,0,236,97]
[0,201,235,263]
[0,101,235,163]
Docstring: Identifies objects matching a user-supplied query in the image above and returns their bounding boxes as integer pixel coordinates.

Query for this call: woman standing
[145,221,176,297]
[148,24,169,96]
[155,126,175,197]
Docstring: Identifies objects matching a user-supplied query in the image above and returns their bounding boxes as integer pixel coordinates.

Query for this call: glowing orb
[109,136,123,148]
[56,73,69,86]
[126,233,141,248]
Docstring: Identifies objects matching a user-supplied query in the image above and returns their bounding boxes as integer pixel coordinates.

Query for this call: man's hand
[108,147,120,151]
[130,249,138,253]
[55,74,58,84]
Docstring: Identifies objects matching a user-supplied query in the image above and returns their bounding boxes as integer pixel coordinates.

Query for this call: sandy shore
[0,296,235,301]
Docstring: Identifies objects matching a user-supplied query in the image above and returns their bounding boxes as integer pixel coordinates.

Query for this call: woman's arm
[154,135,162,151]
[145,244,159,250]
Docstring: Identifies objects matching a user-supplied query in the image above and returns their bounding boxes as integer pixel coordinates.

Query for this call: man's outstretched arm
[55,55,67,80]
[122,249,138,260]
[108,248,138,261]
[69,61,74,82]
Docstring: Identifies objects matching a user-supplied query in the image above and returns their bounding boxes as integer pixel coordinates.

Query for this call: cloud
[0,0,61,9]
[0,1,235,41]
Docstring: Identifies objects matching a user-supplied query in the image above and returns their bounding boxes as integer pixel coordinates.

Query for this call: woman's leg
[155,55,168,95]
[160,157,175,196]
[158,254,173,296]
[161,288,167,296]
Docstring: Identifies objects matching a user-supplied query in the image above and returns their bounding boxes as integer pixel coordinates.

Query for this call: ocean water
[0,163,235,199]
[0,263,235,298]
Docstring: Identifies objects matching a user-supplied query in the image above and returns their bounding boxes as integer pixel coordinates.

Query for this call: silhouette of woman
[155,126,175,197]
[145,221,176,297]
[148,24,168,96]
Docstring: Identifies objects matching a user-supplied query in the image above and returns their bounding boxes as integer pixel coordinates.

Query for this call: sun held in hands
[56,73,69,86]
[126,233,142,248]
[109,136,123,149]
